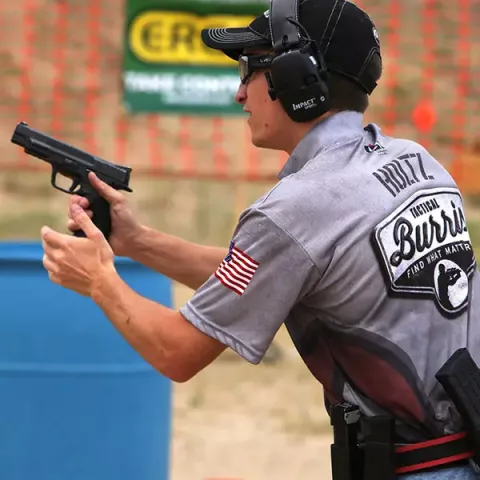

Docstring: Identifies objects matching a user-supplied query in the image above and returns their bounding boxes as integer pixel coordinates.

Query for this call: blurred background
[0,0,479,479]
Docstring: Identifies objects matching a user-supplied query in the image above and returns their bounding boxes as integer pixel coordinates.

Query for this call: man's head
[201,0,383,152]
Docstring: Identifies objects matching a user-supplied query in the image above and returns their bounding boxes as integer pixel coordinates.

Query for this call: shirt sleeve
[179,207,319,364]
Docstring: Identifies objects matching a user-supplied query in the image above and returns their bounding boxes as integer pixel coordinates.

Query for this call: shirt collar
[277,111,366,179]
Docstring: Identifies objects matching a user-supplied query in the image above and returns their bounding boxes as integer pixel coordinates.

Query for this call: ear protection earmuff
[267,0,330,122]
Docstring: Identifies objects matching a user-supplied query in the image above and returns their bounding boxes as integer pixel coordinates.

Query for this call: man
[41,0,480,478]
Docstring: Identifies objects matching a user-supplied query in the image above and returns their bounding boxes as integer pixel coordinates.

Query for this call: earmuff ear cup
[269,49,330,122]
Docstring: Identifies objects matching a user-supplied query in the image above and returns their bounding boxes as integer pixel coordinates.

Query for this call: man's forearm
[127,226,227,290]
[91,268,226,382]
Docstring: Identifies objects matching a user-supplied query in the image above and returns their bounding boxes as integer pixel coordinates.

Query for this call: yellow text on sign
[129,11,257,66]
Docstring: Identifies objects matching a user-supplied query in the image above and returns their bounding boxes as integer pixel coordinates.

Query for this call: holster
[435,347,480,467]
[330,402,363,480]
[330,402,396,480]
[329,348,480,480]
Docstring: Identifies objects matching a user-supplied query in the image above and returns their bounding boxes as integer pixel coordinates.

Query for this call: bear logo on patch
[434,260,469,313]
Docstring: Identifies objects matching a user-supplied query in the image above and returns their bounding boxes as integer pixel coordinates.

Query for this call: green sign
[123,0,269,114]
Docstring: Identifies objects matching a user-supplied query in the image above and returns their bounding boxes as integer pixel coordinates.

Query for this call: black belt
[331,401,479,480]
[395,431,474,475]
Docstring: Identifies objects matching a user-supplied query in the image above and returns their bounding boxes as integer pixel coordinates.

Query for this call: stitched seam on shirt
[250,133,367,279]
[180,302,262,363]
[235,130,370,301]
[299,133,367,175]
[245,208,322,280]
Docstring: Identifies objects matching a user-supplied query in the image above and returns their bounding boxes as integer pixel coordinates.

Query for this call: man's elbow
[155,357,202,383]
[166,364,197,383]
[149,324,227,382]
[157,347,225,383]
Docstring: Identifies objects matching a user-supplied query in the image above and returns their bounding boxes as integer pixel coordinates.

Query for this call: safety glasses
[238,54,274,84]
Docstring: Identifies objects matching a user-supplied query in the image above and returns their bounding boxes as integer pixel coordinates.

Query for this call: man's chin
[248,120,282,150]
[251,134,277,150]
[249,126,269,149]
[251,136,269,149]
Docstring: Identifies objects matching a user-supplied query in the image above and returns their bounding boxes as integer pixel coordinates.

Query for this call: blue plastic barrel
[0,242,172,480]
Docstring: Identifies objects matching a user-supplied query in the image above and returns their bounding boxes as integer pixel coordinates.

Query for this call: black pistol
[11,121,133,240]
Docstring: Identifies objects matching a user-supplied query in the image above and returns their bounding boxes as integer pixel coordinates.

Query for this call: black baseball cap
[201,0,382,94]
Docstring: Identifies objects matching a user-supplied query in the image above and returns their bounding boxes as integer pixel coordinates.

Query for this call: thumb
[88,172,124,205]
[71,204,104,242]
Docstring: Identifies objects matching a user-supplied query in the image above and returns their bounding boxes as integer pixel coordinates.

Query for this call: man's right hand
[67,172,142,257]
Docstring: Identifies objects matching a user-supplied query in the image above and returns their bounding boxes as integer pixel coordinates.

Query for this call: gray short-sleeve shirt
[180,111,480,441]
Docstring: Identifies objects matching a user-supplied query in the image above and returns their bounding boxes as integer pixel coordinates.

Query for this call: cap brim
[201,27,271,60]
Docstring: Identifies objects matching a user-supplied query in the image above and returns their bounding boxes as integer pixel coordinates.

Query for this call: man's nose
[234,82,247,105]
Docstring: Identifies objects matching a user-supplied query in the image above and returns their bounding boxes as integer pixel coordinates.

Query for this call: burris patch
[373,187,476,316]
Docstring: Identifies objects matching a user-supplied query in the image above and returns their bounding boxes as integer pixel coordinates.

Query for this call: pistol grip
[74,196,112,240]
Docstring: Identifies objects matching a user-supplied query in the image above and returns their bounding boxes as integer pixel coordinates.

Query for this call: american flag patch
[214,242,260,295]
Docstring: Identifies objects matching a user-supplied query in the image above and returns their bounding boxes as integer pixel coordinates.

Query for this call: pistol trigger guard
[50,169,58,189]
[50,168,75,195]
[69,178,80,193]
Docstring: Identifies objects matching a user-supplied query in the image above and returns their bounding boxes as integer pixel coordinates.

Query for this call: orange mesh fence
[0,0,479,191]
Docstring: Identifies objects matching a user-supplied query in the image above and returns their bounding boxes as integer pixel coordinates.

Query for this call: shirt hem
[179,302,263,365]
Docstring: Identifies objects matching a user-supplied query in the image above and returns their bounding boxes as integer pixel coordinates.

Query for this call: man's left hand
[41,204,116,297]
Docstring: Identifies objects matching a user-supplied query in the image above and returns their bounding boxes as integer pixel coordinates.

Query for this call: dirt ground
[169,284,333,480]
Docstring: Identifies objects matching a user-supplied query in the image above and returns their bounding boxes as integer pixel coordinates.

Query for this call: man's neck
[283,111,336,154]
